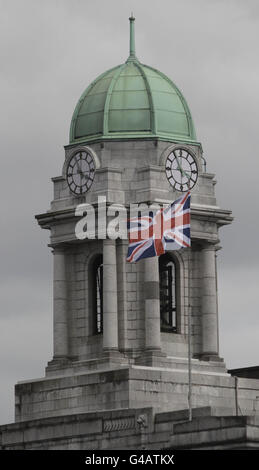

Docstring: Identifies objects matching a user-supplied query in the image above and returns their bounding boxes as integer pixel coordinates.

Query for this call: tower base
[14,359,259,423]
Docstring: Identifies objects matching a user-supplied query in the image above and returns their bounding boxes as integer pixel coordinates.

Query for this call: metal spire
[127,14,138,62]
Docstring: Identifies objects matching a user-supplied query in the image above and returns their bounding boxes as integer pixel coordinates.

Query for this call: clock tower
[5,18,259,450]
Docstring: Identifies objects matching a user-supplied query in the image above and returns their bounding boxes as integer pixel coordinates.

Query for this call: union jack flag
[127,192,191,263]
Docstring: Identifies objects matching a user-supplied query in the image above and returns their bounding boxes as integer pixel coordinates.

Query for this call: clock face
[66,151,95,195]
[165,148,198,192]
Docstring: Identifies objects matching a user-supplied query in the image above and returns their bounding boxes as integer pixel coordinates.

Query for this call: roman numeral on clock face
[165,148,198,192]
[66,150,96,195]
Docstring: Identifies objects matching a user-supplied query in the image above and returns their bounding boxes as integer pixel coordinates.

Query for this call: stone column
[117,239,129,351]
[103,239,118,351]
[144,257,161,350]
[201,243,219,358]
[53,247,68,359]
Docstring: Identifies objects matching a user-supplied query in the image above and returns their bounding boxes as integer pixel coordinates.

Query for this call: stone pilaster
[201,243,219,359]
[117,239,129,352]
[144,256,161,351]
[103,239,118,351]
[53,246,68,360]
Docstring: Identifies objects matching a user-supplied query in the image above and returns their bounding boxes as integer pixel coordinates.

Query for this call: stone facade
[3,137,254,450]
[35,139,232,373]
[1,10,256,448]
[13,365,259,424]
[2,406,259,449]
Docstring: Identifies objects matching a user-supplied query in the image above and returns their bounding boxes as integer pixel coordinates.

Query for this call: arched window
[92,254,103,334]
[159,254,177,332]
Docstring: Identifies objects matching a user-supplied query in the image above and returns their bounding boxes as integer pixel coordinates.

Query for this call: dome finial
[127,14,137,62]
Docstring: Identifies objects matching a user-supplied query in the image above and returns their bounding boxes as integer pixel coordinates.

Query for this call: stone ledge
[14,365,259,423]
[170,414,259,449]
[3,406,259,450]
[0,407,152,449]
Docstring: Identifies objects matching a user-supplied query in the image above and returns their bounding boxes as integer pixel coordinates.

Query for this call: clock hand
[75,160,85,186]
[175,155,191,181]
[81,173,93,181]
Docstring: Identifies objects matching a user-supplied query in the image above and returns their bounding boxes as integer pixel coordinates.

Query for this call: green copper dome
[69,17,197,144]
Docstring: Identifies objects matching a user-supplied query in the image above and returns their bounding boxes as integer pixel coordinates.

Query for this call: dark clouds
[0,0,258,424]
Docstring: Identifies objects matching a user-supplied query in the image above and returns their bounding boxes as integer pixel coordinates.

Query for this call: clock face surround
[165,148,198,192]
[66,150,95,195]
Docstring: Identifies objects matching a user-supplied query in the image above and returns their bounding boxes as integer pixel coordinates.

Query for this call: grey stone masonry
[52,246,68,359]
[31,138,234,423]
[3,404,259,449]
[103,239,118,351]
[144,257,161,351]
[14,365,259,424]
[170,412,259,449]
[117,239,129,352]
[201,243,219,358]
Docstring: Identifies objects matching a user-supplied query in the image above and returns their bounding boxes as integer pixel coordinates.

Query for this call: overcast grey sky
[0,0,258,424]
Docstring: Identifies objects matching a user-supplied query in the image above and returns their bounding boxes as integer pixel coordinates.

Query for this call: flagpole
[187,182,192,422]
[188,246,192,421]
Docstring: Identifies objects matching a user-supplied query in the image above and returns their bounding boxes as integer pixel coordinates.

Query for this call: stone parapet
[2,405,259,450]
[14,365,259,424]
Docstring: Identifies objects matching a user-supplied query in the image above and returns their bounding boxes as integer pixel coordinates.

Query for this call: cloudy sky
[0,0,258,424]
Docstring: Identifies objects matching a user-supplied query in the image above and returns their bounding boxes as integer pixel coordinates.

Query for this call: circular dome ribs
[69,65,120,144]
[143,63,197,142]
[69,17,197,145]
[134,61,156,136]
[102,64,127,136]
